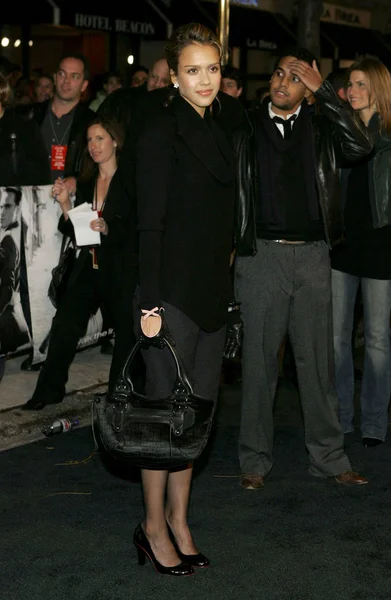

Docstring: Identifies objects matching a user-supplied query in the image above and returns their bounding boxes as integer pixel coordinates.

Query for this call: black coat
[117,87,247,220]
[0,109,50,186]
[20,100,95,178]
[58,169,138,298]
[136,95,236,332]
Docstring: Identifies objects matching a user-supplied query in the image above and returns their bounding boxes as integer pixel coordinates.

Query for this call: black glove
[223,303,243,360]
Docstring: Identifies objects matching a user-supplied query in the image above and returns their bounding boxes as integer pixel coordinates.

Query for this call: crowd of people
[1,20,391,576]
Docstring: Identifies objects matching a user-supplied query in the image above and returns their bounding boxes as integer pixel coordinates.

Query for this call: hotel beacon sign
[74,13,156,35]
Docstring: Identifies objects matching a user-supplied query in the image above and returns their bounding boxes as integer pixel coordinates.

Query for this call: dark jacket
[136,94,236,332]
[340,113,391,229]
[0,109,50,186]
[235,81,373,255]
[58,169,138,296]
[21,100,95,178]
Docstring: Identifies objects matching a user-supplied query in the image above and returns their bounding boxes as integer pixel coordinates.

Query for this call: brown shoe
[334,470,368,486]
[240,474,265,490]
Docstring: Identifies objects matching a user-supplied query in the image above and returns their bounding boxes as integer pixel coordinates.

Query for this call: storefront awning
[169,0,297,51]
[229,7,297,51]
[321,21,391,67]
[2,0,171,39]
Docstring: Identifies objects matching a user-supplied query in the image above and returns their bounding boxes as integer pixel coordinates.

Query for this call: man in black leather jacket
[234,47,372,490]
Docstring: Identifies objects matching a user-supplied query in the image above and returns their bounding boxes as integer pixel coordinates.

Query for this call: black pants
[31,262,136,403]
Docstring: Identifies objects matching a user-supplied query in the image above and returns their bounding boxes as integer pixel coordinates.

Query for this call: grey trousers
[235,240,351,477]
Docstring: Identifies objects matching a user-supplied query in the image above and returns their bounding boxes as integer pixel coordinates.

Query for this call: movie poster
[0,185,108,362]
[0,187,31,358]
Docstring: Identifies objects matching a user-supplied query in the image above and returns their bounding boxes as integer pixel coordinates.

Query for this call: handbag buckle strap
[112,404,126,432]
[170,404,195,437]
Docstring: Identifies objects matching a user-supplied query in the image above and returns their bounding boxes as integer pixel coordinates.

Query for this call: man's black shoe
[20,356,42,372]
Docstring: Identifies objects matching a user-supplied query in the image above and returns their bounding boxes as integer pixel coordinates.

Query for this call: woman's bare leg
[165,464,198,555]
[141,468,180,566]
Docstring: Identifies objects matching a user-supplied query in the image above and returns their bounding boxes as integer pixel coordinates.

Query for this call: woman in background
[23,115,137,410]
[331,56,391,447]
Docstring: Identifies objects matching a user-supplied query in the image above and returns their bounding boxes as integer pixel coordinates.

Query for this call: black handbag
[93,335,216,468]
[48,236,76,309]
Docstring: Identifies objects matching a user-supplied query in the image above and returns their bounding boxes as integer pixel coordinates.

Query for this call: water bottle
[42,417,80,437]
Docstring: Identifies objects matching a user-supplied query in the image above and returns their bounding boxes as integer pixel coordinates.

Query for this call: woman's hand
[90,217,108,235]
[140,307,163,338]
[52,178,70,205]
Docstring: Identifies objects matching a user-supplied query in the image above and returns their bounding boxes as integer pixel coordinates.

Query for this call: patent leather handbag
[93,335,215,468]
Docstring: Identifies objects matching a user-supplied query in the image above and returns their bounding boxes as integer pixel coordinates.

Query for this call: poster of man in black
[0,187,31,356]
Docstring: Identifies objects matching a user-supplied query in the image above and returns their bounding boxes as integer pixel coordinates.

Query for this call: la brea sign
[321,3,371,29]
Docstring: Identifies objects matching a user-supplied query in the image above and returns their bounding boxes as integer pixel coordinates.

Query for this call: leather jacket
[340,113,391,229]
[234,81,373,256]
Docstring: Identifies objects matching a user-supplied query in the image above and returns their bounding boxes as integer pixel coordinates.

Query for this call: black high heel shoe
[167,524,210,568]
[133,524,194,576]
[176,549,210,568]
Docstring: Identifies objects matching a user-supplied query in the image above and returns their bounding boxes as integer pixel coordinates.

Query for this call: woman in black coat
[23,115,138,410]
[133,23,236,576]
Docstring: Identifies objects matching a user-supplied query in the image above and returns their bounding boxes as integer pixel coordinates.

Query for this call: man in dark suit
[235,47,373,489]
[21,53,94,188]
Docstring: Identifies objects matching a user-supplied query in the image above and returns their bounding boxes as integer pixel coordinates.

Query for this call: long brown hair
[347,56,391,136]
[78,115,124,183]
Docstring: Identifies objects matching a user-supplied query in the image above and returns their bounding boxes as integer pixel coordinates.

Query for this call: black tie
[272,114,297,141]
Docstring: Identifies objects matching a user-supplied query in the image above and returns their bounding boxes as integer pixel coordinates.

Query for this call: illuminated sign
[321,3,371,28]
[74,13,156,35]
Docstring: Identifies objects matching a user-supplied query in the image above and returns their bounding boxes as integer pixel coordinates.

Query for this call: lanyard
[49,111,73,146]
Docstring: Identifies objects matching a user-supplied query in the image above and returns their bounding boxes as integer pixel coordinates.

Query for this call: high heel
[176,550,210,568]
[133,524,194,576]
[167,524,210,568]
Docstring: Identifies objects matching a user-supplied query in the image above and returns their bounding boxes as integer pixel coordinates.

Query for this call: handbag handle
[114,335,194,400]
